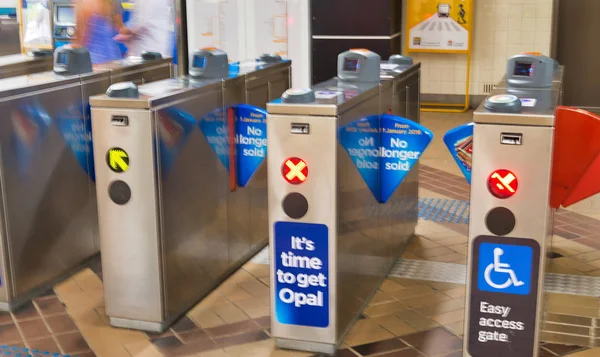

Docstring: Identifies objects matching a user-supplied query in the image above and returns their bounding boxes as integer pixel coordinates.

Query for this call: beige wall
[407,0,555,96]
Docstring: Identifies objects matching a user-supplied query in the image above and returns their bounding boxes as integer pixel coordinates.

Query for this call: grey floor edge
[250,248,600,297]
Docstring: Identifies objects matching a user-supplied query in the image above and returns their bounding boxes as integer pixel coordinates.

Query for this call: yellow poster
[406,0,473,53]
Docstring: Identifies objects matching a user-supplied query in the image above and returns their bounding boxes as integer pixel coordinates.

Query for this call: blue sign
[12,103,52,179]
[443,122,473,184]
[199,105,267,187]
[198,107,229,170]
[157,107,196,176]
[274,221,329,328]
[339,114,433,203]
[477,242,533,296]
[339,115,380,200]
[56,103,95,180]
[235,105,267,187]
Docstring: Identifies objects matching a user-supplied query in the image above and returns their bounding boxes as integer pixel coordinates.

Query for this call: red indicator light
[487,169,518,199]
[282,157,308,184]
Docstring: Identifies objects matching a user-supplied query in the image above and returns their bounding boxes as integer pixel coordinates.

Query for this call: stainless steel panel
[92,108,164,323]
[267,79,381,116]
[464,124,554,357]
[473,88,560,126]
[268,114,338,346]
[336,94,393,341]
[224,77,252,266]
[95,58,173,85]
[155,88,231,319]
[0,73,109,307]
[0,55,54,79]
[93,60,291,331]
[0,18,20,56]
[268,65,421,352]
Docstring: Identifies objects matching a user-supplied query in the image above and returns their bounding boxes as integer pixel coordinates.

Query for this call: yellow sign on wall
[406,0,473,53]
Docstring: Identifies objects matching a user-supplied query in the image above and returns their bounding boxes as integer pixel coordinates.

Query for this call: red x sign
[487,169,518,199]
[282,157,309,184]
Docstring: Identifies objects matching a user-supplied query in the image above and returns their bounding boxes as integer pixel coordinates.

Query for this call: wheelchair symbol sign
[478,242,533,295]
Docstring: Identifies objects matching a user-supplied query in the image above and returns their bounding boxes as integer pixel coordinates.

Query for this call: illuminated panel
[282,157,308,184]
[488,169,518,199]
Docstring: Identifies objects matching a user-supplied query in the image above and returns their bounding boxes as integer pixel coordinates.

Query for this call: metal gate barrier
[0,46,171,311]
[266,49,431,354]
[90,49,291,332]
[442,52,600,357]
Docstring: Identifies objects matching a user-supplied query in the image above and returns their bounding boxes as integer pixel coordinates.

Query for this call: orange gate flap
[551,106,600,208]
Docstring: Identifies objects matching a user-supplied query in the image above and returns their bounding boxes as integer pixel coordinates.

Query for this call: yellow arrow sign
[107,148,129,173]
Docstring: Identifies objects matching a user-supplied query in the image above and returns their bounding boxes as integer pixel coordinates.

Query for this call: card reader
[53,45,93,75]
[188,48,229,79]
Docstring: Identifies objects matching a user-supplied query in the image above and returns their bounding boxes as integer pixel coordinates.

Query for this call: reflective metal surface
[267,63,421,353]
[94,57,173,85]
[0,17,20,56]
[0,58,173,311]
[0,54,54,79]
[464,77,563,357]
[91,60,291,332]
[0,69,111,310]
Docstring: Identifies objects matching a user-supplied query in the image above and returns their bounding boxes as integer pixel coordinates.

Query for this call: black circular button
[109,180,131,205]
[282,193,308,219]
[485,207,516,236]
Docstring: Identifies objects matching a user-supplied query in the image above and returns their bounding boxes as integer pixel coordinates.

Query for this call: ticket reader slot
[53,46,93,75]
[188,48,228,79]
[500,133,522,145]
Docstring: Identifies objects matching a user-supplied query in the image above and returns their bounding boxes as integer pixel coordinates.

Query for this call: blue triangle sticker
[198,107,230,171]
[339,115,381,201]
[379,114,433,203]
[443,122,473,184]
[235,104,267,187]
[339,114,434,203]
[56,103,95,181]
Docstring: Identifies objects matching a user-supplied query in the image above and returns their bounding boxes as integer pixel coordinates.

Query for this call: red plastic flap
[551,106,600,208]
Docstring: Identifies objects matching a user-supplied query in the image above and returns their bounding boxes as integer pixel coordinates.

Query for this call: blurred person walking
[76,0,124,63]
[113,0,174,58]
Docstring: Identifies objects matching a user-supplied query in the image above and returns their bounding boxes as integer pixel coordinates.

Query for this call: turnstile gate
[0,46,172,311]
[463,53,563,357]
[266,49,428,354]
[90,50,291,332]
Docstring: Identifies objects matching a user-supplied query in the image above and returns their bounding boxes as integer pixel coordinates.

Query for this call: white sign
[520,98,537,107]
[477,301,525,343]
[249,0,288,57]
[187,0,243,61]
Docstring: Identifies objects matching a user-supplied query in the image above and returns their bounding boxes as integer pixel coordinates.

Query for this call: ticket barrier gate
[94,53,173,85]
[0,51,54,79]
[266,49,430,354]
[457,53,600,357]
[0,46,172,311]
[380,55,421,239]
[89,50,291,332]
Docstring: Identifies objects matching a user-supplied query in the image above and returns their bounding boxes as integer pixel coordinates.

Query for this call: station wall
[405,0,555,98]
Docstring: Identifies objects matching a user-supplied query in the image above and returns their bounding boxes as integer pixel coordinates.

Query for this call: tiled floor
[3,111,600,356]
